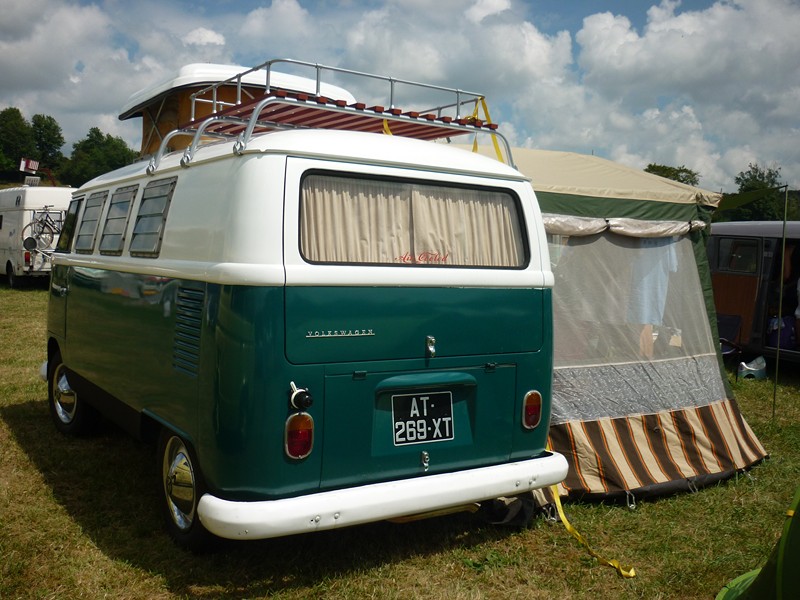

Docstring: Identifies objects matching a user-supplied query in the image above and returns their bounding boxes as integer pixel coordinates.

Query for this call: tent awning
[459,144,722,209]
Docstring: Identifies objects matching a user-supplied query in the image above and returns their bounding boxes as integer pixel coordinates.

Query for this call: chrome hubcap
[52,365,77,424]
[163,436,196,531]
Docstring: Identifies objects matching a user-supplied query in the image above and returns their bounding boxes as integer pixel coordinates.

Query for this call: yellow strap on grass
[550,485,636,578]
[545,439,636,579]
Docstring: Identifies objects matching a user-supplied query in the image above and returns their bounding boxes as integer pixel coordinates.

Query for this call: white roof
[82,129,527,190]
[712,221,800,237]
[119,63,357,120]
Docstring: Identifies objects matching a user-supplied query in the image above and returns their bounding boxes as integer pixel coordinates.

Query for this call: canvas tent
[470,145,767,501]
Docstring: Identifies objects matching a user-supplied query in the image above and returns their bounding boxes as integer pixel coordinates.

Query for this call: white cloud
[466,0,512,24]
[239,0,313,45]
[0,2,111,93]
[182,27,225,46]
[561,0,800,189]
[0,0,798,191]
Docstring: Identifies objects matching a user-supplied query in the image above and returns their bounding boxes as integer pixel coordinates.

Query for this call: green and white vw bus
[45,60,566,550]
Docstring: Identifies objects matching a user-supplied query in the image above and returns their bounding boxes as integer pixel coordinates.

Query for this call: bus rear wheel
[158,430,214,552]
[48,351,98,435]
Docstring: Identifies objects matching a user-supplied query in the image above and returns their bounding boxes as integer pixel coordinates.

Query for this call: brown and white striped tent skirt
[547,397,767,500]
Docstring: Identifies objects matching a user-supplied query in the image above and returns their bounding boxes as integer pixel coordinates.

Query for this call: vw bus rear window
[300,173,527,268]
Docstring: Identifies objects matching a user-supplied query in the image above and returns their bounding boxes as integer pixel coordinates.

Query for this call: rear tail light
[24,251,31,266]
[522,390,542,429]
[285,412,314,459]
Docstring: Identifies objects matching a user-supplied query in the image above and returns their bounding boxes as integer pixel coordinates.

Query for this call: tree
[0,107,36,176]
[644,163,700,187]
[32,114,65,170]
[0,149,14,173]
[58,127,138,187]
[721,163,785,222]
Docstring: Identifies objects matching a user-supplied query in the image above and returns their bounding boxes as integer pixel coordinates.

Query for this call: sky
[1,0,798,192]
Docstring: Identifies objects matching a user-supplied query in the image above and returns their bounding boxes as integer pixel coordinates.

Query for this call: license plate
[392,391,454,446]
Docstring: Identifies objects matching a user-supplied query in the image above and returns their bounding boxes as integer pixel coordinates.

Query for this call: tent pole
[773,185,790,420]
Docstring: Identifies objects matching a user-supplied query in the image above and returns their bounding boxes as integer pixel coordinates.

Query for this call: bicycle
[20,205,62,251]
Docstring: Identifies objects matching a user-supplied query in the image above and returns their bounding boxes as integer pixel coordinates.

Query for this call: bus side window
[719,238,759,273]
[56,198,84,253]
[129,177,177,258]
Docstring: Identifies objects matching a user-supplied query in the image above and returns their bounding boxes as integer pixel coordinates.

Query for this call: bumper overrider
[198,451,568,539]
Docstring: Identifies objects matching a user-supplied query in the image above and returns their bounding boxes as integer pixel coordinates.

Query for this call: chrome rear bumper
[198,452,568,540]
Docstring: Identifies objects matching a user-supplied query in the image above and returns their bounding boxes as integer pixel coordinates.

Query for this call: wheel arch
[143,410,196,449]
[47,336,61,365]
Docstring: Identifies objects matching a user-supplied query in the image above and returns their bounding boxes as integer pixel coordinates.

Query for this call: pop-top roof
[119,63,357,120]
[126,59,511,175]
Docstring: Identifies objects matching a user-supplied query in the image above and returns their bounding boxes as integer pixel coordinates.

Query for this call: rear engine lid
[285,286,544,364]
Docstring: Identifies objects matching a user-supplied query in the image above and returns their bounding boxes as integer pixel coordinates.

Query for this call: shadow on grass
[2,276,50,291]
[1,398,527,598]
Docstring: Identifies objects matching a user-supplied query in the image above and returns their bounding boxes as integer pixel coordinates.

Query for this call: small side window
[74,191,109,254]
[130,177,177,257]
[56,198,83,253]
[99,184,138,255]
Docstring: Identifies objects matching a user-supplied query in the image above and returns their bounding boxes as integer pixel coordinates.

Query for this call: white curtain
[301,175,524,267]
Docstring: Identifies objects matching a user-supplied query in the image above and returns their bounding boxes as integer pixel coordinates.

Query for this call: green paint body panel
[49,268,553,502]
[285,287,544,363]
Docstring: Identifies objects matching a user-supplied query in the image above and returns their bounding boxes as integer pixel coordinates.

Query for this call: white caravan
[1,186,72,287]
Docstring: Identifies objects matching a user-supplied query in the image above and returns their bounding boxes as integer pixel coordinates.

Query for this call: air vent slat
[172,286,204,376]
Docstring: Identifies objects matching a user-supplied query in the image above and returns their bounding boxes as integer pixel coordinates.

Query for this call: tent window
[718,238,759,274]
[549,231,715,368]
[300,173,526,268]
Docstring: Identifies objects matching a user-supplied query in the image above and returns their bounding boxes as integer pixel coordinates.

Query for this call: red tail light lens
[285,413,314,459]
[522,390,542,429]
[24,251,31,266]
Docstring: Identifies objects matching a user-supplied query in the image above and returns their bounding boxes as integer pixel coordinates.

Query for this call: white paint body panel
[68,129,554,288]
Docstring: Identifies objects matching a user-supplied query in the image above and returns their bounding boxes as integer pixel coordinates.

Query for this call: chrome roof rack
[147,58,512,175]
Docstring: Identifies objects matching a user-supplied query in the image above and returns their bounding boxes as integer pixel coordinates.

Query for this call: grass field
[1,284,798,599]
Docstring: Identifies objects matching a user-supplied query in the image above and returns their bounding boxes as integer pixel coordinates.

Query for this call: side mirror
[23,236,38,251]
